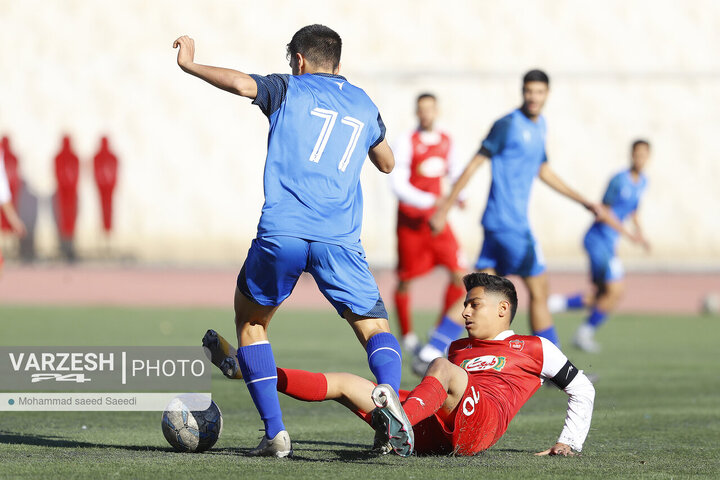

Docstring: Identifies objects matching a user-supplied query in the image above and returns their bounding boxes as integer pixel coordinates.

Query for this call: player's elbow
[378,158,394,174]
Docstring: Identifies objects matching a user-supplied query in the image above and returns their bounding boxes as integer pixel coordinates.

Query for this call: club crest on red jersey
[461,355,506,372]
[509,340,524,351]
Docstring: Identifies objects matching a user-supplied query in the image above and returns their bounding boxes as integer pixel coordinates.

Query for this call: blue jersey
[250,73,386,250]
[586,169,648,246]
[478,109,547,232]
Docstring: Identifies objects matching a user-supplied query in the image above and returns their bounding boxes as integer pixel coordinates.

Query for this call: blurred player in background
[0,146,26,274]
[174,24,400,458]
[426,70,601,372]
[549,140,651,352]
[390,93,467,355]
[205,273,595,457]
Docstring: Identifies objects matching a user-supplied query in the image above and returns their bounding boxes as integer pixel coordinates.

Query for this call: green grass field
[1,305,719,479]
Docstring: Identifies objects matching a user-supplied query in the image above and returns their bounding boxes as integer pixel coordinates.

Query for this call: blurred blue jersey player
[173,25,401,457]
[420,70,601,370]
[549,140,651,352]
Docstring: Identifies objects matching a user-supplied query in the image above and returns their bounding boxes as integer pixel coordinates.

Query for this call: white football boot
[371,384,414,457]
[248,430,293,458]
[573,324,601,353]
[401,332,421,355]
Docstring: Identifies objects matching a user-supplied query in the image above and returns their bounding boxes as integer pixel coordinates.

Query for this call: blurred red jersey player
[0,141,26,273]
[390,93,467,355]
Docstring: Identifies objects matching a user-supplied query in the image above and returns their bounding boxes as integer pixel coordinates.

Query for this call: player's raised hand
[535,442,576,457]
[173,35,196,70]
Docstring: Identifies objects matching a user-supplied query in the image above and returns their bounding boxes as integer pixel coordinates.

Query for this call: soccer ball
[161,395,223,452]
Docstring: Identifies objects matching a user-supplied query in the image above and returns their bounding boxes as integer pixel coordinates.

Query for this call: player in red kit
[391,93,467,355]
[203,273,595,457]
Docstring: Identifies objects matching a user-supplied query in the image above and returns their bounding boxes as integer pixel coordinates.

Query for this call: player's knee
[396,280,410,293]
[526,275,549,300]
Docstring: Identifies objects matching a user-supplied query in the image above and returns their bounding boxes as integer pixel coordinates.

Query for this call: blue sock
[567,294,585,310]
[587,308,608,329]
[366,332,402,394]
[428,316,465,354]
[236,342,285,439]
[534,325,560,347]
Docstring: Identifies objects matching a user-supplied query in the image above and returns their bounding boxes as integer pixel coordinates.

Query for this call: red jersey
[447,334,544,450]
[392,130,454,222]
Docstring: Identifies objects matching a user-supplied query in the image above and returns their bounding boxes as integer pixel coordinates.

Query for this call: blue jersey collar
[311,72,347,81]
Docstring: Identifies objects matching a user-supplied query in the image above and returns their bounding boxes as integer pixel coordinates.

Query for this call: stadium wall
[2,0,719,268]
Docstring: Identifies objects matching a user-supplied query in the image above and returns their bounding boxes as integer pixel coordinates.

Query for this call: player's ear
[497,299,509,319]
[294,52,305,75]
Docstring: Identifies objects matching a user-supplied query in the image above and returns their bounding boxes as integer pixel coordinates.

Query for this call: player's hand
[535,442,576,457]
[429,209,447,235]
[173,35,195,69]
[637,235,651,252]
[11,219,26,238]
[586,202,605,219]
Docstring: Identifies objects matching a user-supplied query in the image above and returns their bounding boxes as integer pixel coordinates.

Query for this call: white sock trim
[245,375,278,385]
[368,346,402,362]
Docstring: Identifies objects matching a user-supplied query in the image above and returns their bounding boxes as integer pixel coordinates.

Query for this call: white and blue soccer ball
[161,395,223,452]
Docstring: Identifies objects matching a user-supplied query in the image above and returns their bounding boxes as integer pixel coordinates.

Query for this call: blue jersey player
[549,140,651,352]
[420,70,601,371]
[173,25,400,457]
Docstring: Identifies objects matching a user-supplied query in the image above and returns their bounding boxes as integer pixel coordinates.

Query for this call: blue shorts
[237,236,387,318]
[475,229,546,277]
[584,233,624,285]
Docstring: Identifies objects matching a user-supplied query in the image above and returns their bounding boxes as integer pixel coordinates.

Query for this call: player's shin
[366,332,402,394]
[402,376,448,425]
[236,343,286,439]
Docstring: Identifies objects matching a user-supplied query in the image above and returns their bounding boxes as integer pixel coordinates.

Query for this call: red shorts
[399,376,503,456]
[397,214,464,281]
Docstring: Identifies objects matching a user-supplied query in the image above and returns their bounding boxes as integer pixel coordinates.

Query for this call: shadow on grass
[0,430,174,452]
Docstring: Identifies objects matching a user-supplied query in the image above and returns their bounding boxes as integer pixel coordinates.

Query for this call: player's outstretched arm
[596,206,643,244]
[429,153,487,233]
[538,163,602,217]
[368,139,395,174]
[631,212,650,251]
[173,35,258,98]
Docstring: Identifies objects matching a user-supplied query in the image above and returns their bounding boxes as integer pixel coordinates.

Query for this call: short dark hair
[286,24,342,70]
[463,273,518,322]
[632,139,650,151]
[416,92,436,103]
[523,69,550,86]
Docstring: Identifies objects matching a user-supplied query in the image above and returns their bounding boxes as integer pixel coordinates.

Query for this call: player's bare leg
[574,280,623,353]
[523,273,561,346]
[395,279,419,353]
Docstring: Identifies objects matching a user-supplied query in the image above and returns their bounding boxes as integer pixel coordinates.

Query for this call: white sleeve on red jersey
[389,132,437,209]
[0,149,11,205]
[539,337,595,452]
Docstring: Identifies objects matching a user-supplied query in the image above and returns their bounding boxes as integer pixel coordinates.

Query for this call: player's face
[416,97,437,131]
[521,81,549,118]
[631,144,650,173]
[462,287,508,340]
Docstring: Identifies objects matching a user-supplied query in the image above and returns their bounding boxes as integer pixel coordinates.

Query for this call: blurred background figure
[1,137,22,233]
[390,93,467,355]
[0,137,27,274]
[93,136,118,252]
[54,135,80,262]
[549,140,651,352]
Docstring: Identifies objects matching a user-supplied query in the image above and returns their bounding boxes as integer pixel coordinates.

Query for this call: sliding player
[0,145,26,274]
[423,70,601,371]
[549,140,651,352]
[204,273,595,457]
[174,24,401,458]
[390,93,467,354]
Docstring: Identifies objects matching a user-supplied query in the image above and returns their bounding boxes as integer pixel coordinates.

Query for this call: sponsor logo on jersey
[460,355,506,372]
[509,340,524,351]
[416,156,446,177]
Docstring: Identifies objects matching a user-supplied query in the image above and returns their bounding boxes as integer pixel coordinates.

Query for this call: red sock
[402,376,448,425]
[442,282,465,315]
[276,368,327,401]
[395,289,412,336]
